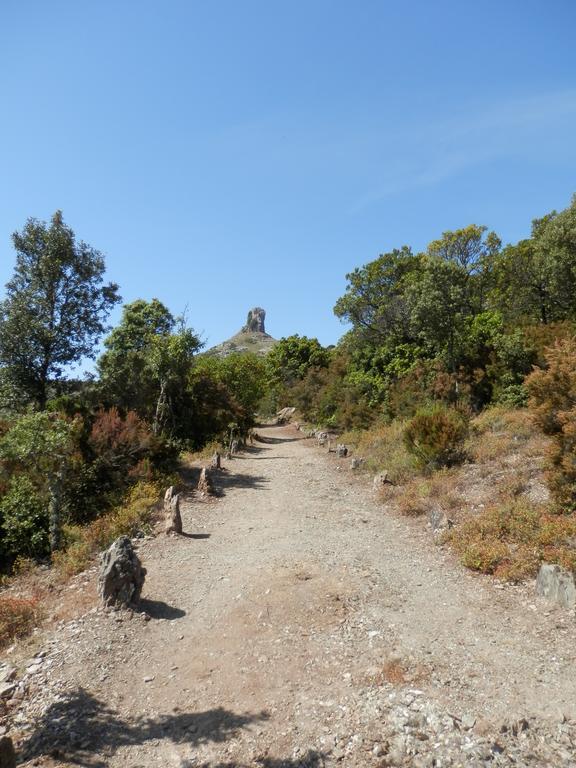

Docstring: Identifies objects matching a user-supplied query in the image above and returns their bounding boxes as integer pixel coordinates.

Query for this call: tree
[490,200,576,325]
[333,247,418,346]
[0,412,79,551]
[266,335,331,389]
[193,353,267,417]
[406,226,500,371]
[0,211,120,409]
[98,299,202,437]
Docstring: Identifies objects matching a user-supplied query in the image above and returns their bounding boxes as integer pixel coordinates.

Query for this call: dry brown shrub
[395,482,430,517]
[0,595,39,649]
[449,497,576,581]
[468,406,535,462]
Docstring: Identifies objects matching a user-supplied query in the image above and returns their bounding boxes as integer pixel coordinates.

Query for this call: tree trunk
[48,470,64,551]
[153,379,168,436]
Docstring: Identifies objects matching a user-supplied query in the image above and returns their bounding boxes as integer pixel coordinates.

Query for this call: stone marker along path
[10,425,576,766]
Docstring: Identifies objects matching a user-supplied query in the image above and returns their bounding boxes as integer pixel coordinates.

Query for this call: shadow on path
[20,688,270,767]
[216,472,270,492]
[137,598,186,620]
[194,751,327,767]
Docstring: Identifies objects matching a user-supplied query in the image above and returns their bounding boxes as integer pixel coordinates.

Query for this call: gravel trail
[7,425,576,766]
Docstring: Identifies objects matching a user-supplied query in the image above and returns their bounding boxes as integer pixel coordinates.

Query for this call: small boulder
[350,457,364,470]
[373,471,393,490]
[0,735,16,768]
[536,564,576,609]
[98,536,146,609]
[337,444,348,458]
[197,467,215,496]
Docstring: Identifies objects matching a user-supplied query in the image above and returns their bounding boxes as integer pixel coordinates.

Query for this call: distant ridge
[206,307,278,358]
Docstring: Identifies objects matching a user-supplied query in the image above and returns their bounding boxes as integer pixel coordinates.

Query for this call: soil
[3,424,576,766]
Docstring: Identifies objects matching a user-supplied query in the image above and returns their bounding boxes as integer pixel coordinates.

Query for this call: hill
[206,307,277,358]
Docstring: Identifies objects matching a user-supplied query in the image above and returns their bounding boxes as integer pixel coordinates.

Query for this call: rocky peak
[242,307,266,334]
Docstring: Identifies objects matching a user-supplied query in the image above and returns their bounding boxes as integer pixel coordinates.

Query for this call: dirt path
[8,425,576,766]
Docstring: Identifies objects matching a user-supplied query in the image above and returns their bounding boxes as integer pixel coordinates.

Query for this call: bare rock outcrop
[197,467,215,497]
[242,307,266,333]
[164,486,182,535]
[98,536,146,609]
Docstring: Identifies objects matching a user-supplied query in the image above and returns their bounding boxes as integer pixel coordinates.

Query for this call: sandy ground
[6,424,576,767]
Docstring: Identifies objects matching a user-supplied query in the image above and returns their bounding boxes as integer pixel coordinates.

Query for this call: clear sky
[1,1,576,363]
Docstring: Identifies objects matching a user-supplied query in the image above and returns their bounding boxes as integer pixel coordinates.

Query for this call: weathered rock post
[164,486,182,535]
[536,564,576,609]
[211,451,221,470]
[98,536,146,609]
[197,467,215,496]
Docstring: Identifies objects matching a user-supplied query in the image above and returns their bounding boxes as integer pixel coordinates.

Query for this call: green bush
[403,405,468,470]
[0,476,49,559]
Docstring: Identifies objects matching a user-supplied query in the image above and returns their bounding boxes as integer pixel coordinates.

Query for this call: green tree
[194,353,267,417]
[266,335,331,390]
[0,211,120,409]
[334,247,418,346]
[98,299,202,437]
[406,226,500,371]
[490,200,576,325]
[0,412,79,551]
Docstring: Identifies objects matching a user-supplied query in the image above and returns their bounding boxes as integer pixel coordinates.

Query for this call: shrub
[526,337,576,510]
[0,595,38,648]
[0,476,49,559]
[403,406,468,470]
[450,498,576,581]
[395,482,429,517]
[53,480,161,577]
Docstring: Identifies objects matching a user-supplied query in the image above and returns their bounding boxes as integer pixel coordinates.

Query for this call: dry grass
[182,440,223,463]
[370,406,570,583]
[468,406,546,463]
[0,595,39,649]
[449,498,576,581]
[395,482,430,517]
[341,420,417,483]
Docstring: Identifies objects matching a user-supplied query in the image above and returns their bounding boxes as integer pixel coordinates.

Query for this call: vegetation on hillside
[2,196,576,587]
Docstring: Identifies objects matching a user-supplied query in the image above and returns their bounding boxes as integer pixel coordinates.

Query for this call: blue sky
[1,1,576,366]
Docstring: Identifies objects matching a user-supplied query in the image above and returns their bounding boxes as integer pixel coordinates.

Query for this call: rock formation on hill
[207,307,277,358]
[242,307,266,334]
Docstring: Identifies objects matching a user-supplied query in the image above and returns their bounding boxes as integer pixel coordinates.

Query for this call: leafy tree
[334,247,418,346]
[0,412,79,551]
[98,299,202,437]
[0,476,49,559]
[491,200,576,325]
[406,226,501,372]
[194,353,267,417]
[0,211,120,408]
[266,335,331,390]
